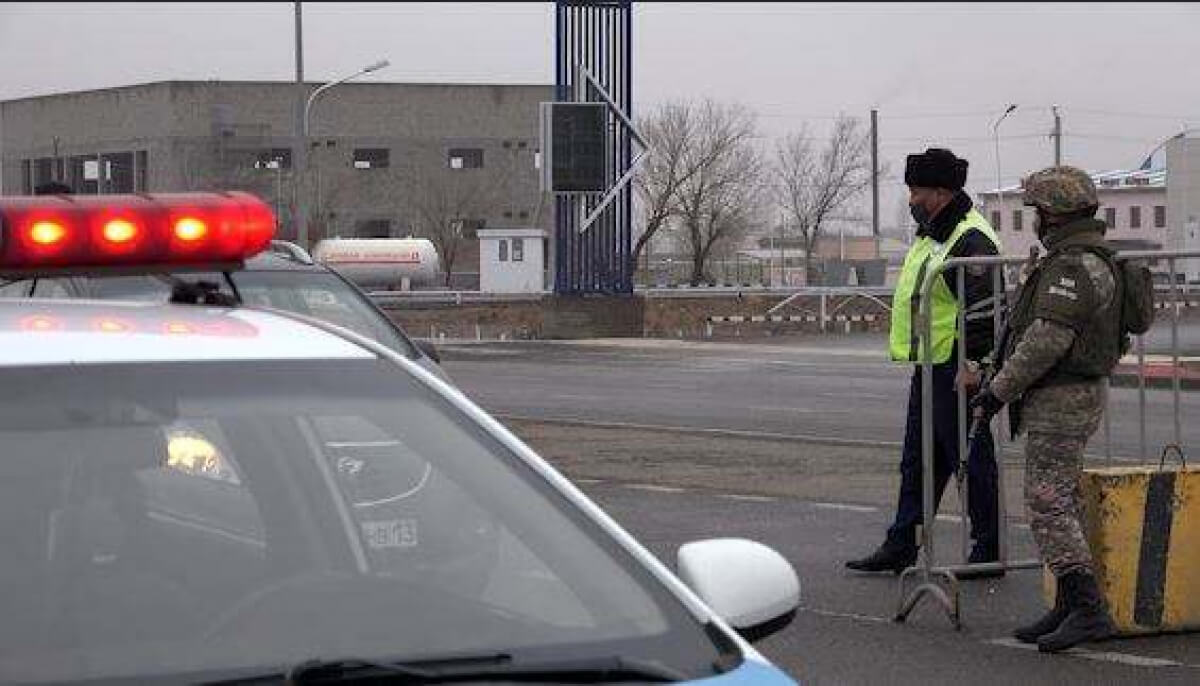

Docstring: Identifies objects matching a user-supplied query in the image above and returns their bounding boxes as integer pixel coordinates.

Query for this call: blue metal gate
[554,0,633,294]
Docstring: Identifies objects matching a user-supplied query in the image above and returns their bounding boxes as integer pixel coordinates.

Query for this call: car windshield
[31,271,421,360]
[0,359,727,684]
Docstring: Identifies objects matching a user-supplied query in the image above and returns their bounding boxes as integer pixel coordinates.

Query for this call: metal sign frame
[554,0,636,295]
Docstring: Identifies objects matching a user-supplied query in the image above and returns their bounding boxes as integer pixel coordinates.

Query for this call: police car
[0,235,447,380]
[0,192,801,684]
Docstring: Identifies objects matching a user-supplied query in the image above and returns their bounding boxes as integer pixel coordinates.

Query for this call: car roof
[0,299,377,366]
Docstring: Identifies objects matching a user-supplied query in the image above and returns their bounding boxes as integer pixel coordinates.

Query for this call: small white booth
[478,228,546,293]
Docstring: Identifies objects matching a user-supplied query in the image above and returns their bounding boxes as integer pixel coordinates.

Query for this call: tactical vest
[1005,230,1122,385]
[890,209,1000,364]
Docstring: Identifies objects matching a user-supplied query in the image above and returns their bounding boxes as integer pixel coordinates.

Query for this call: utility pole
[870,108,880,260]
[293,1,308,246]
[870,108,879,237]
[778,213,785,287]
[1052,105,1062,166]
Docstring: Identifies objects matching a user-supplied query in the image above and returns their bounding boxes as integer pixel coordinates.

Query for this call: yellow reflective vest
[889,209,1001,364]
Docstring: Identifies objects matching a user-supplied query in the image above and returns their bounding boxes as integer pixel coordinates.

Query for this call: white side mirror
[676,538,800,635]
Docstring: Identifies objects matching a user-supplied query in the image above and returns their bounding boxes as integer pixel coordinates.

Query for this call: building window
[101,152,134,194]
[20,160,31,194]
[1012,209,1023,232]
[135,150,149,192]
[254,148,292,169]
[34,158,54,187]
[1105,206,1117,228]
[498,239,509,262]
[448,148,484,169]
[512,238,524,262]
[353,148,390,170]
[1154,205,1166,229]
[990,210,1002,231]
[1130,205,1141,229]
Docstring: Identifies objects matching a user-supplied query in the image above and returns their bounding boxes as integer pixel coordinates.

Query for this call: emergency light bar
[0,192,275,277]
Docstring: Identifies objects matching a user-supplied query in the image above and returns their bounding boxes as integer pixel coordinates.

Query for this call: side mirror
[676,538,800,642]
[415,339,442,364]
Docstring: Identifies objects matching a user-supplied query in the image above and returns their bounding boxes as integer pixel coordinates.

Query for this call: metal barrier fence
[895,249,1200,629]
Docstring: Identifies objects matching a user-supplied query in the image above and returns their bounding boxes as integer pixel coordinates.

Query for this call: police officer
[846,148,1002,575]
[970,166,1117,652]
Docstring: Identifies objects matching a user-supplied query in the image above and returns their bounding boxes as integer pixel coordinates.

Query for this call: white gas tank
[311,238,441,289]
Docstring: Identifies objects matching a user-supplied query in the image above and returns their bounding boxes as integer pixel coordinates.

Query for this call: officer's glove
[969,386,1005,426]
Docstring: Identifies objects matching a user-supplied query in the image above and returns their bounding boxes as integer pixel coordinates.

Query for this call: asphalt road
[439,333,1200,462]
[437,333,1200,684]
[581,479,1200,686]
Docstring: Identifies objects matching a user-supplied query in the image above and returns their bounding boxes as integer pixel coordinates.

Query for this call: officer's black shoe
[845,543,917,574]
[957,544,1005,580]
[1014,576,1068,643]
[1037,571,1114,653]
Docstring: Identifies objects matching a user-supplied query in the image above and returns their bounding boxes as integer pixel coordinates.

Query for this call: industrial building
[1,80,555,287]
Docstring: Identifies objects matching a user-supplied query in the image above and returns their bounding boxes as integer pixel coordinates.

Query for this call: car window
[0,360,727,684]
[0,281,33,298]
[22,272,423,359]
[31,279,72,299]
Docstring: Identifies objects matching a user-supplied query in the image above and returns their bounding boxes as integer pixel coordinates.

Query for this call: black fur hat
[904,148,968,191]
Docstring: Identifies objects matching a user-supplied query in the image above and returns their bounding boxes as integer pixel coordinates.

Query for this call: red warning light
[29,221,67,246]
[0,192,276,275]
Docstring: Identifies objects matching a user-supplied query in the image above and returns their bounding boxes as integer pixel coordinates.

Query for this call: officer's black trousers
[885,360,1000,552]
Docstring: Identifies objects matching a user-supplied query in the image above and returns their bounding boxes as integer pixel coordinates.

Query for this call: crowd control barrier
[895,249,1200,630]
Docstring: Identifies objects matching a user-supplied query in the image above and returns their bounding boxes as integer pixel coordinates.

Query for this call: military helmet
[1021,166,1099,215]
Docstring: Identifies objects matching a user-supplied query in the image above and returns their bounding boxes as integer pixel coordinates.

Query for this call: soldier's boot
[1037,571,1114,653]
[1014,576,1068,643]
[845,542,917,574]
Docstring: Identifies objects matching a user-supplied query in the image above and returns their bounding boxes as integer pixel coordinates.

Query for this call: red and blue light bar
[0,192,275,276]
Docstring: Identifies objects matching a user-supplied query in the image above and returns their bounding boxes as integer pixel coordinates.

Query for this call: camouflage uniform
[990,253,1116,575]
[987,167,1119,577]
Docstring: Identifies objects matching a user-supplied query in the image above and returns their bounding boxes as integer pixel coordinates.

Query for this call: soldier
[970,165,1118,652]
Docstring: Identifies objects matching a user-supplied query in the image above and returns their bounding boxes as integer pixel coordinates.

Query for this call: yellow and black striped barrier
[1043,451,1200,635]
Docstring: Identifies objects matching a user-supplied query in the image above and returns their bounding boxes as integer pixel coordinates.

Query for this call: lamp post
[992,104,1018,228]
[295,58,390,248]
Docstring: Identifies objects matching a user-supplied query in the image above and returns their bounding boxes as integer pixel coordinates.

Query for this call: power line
[879,133,1045,145]
[1066,107,1200,121]
[1063,133,1166,144]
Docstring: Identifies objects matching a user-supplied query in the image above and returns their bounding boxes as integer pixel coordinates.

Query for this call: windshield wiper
[204,653,688,685]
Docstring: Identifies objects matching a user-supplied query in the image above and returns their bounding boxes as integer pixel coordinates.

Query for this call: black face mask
[910,203,932,227]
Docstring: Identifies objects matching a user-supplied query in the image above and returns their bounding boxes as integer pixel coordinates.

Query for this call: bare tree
[633,99,765,279]
[671,102,763,285]
[407,165,497,287]
[632,102,694,274]
[773,115,870,285]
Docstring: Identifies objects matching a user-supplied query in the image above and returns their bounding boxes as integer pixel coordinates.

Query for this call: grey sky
[2,2,1199,230]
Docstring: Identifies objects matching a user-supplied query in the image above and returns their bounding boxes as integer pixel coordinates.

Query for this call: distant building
[1165,134,1200,282]
[978,167,1168,257]
[1,80,554,286]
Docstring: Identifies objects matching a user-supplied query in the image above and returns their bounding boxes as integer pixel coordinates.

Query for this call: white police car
[0,192,801,684]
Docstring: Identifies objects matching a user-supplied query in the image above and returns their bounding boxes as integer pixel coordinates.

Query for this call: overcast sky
[2,2,1199,231]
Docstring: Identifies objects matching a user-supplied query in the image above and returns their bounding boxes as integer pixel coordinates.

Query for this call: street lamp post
[295,58,390,248]
[992,104,1018,229]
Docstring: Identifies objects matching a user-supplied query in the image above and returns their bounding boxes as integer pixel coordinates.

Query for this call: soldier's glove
[969,386,1005,425]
